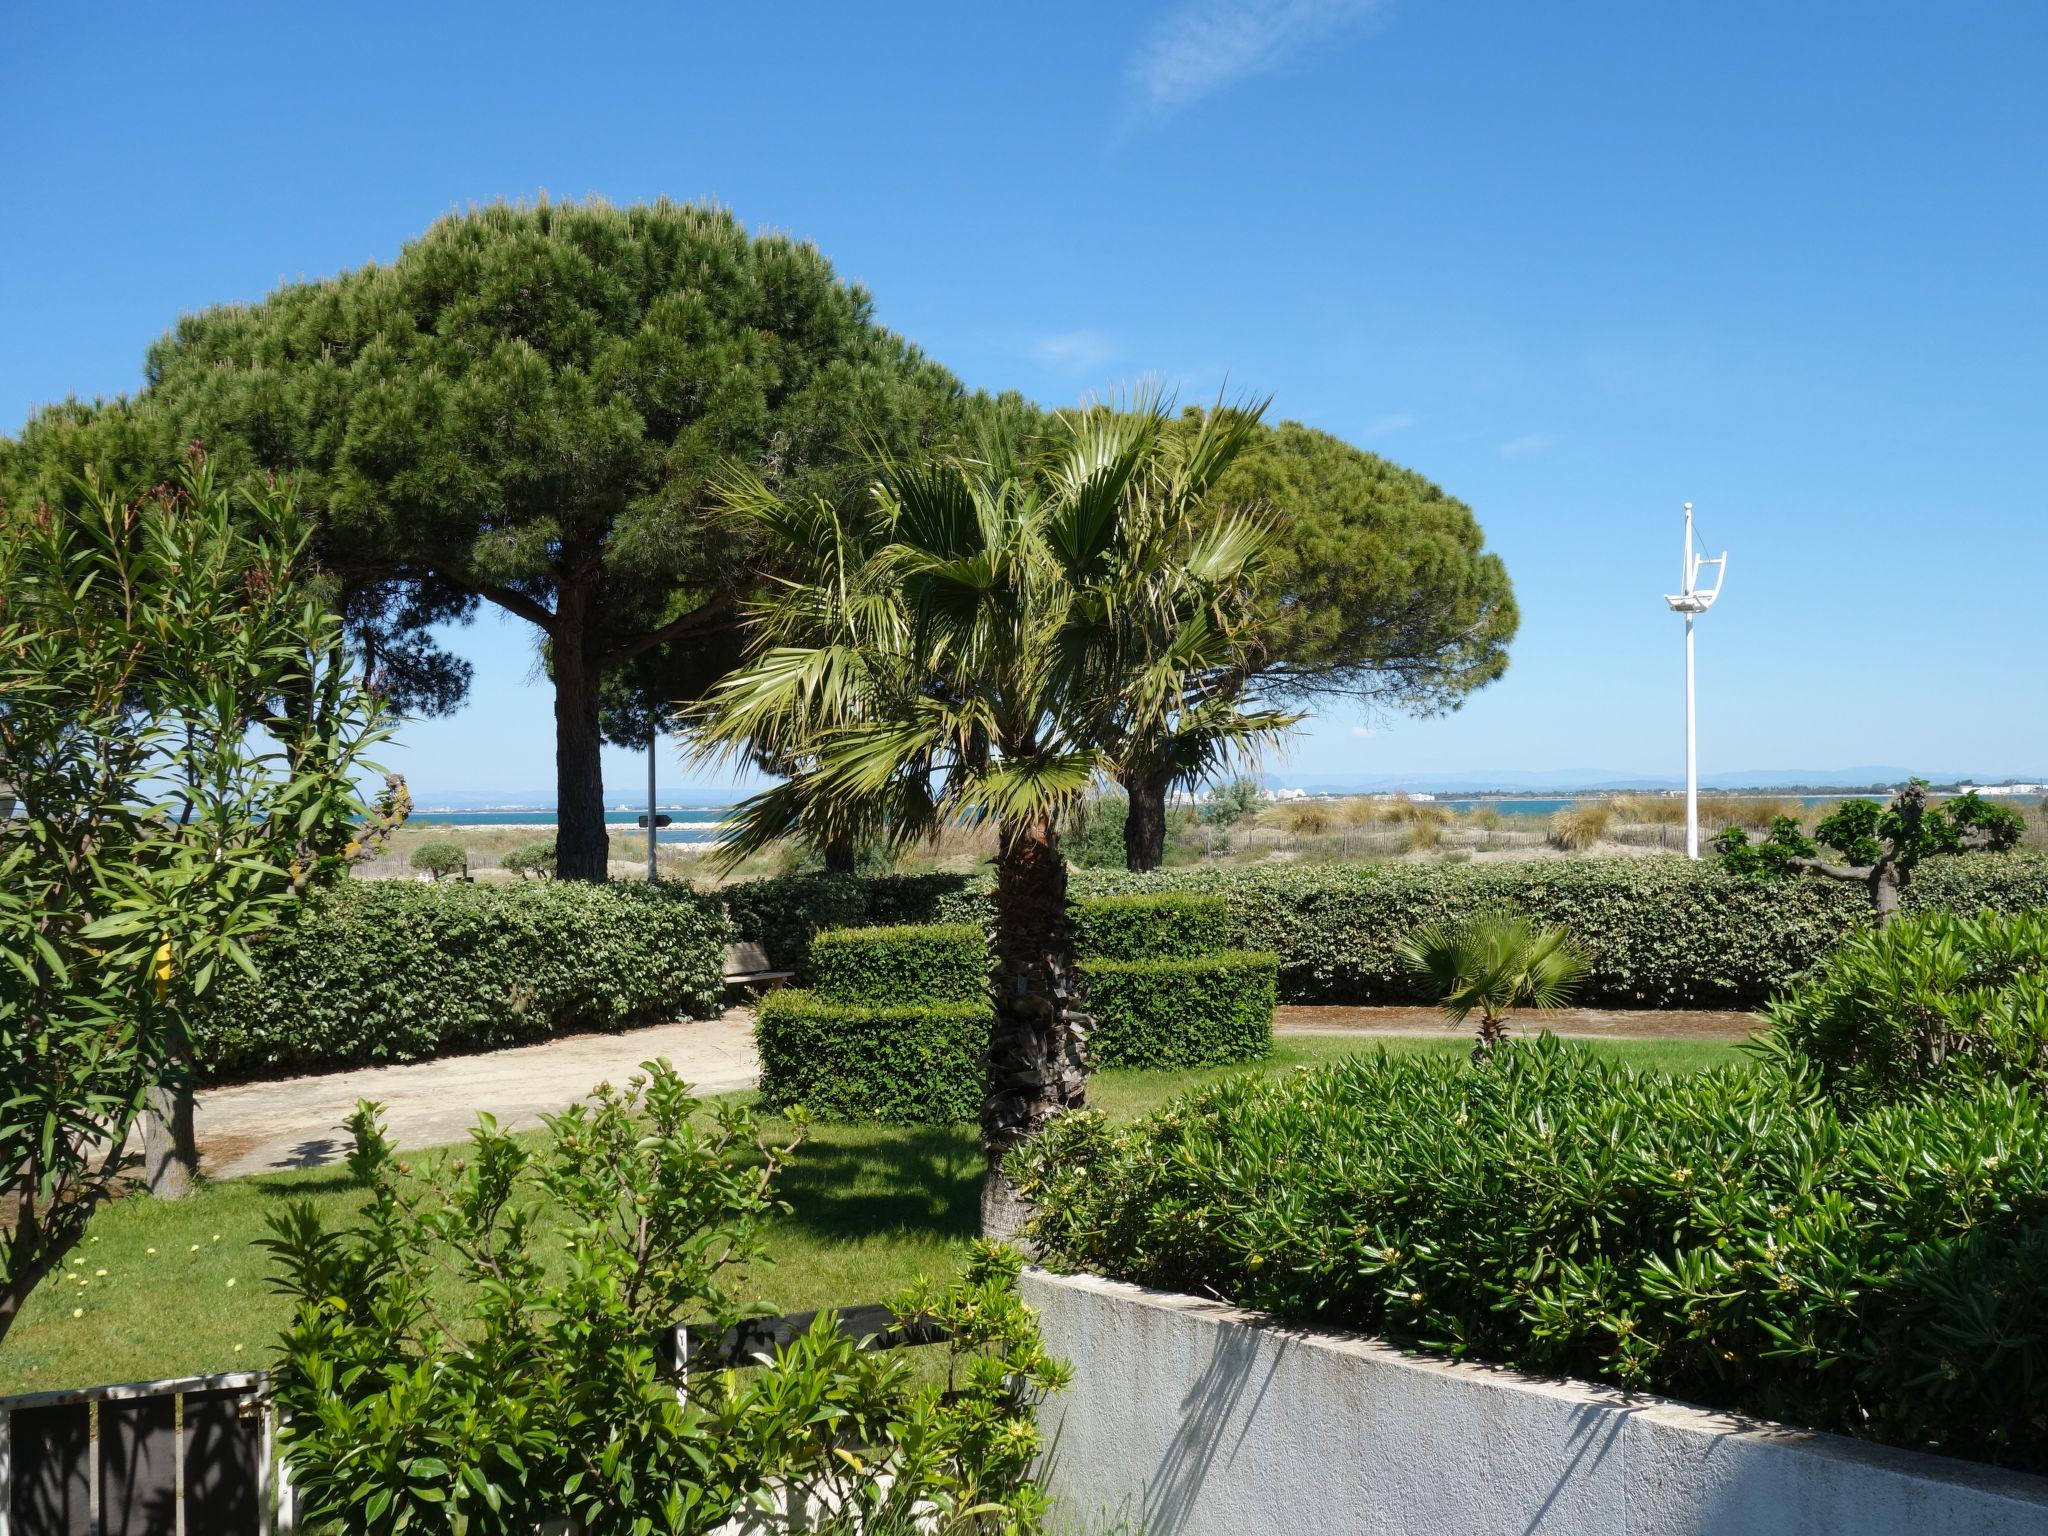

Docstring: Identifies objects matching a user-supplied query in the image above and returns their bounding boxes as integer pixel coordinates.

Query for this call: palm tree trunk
[981,810,1091,1241]
[1120,767,1170,872]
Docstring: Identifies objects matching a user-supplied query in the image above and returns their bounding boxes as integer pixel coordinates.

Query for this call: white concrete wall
[1021,1268,2048,1536]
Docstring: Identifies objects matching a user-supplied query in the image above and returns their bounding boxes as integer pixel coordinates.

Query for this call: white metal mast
[1663,503,1727,858]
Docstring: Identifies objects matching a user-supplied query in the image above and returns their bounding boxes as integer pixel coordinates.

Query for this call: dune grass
[0,1033,1740,1395]
[1547,801,1616,850]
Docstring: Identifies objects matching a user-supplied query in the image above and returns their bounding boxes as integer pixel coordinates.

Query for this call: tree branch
[1785,856,1872,884]
[437,571,558,635]
[599,591,741,667]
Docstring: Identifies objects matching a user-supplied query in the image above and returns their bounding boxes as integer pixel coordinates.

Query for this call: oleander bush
[754,990,991,1123]
[1756,906,2048,1104]
[1072,892,1230,961]
[1080,951,1277,1068]
[266,1070,1065,1532]
[1016,1036,2048,1471]
[810,923,987,1005]
[191,881,730,1080]
[723,854,2048,1008]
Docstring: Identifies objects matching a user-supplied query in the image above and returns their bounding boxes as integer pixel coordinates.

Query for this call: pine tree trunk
[1121,768,1170,873]
[552,584,612,883]
[981,811,1091,1242]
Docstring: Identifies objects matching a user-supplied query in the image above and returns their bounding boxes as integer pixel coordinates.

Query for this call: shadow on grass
[772,1124,982,1244]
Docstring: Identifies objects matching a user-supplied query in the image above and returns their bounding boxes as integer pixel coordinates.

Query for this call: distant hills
[1266,767,2047,796]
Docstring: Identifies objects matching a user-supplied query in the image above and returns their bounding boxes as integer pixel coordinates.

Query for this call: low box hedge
[191,880,730,1081]
[722,853,2048,1009]
[810,922,986,1005]
[754,990,990,1123]
[1016,1036,2048,1472]
[1081,950,1277,1068]
[1072,892,1229,961]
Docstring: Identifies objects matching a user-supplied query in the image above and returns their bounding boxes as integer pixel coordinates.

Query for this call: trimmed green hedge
[754,991,990,1123]
[1081,951,1276,1068]
[192,881,730,1082]
[1072,892,1229,961]
[810,923,986,1005]
[1017,1037,2048,1472]
[720,853,2048,1009]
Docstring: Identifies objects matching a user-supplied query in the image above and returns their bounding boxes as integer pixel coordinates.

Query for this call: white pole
[1685,611,1699,858]
[646,723,658,884]
[1681,501,1699,859]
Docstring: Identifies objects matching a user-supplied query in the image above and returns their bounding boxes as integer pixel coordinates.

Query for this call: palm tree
[691,401,1286,1236]
[1090,400,1299,869]
[1398,912,1589,1061]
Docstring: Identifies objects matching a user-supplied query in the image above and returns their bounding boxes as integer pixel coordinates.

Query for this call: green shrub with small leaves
[190,881,729,1080]
[500,840,556,880]
[1080,951,1276,1068]
[1017,1035,2048,1472]
[724,855,2048,1008]
[1755,906,2048,1104]
[810,923,987,1005]
[263,1065,1066,1534]
[409,840,468,880]
[755,991,991,1123]
[1072,892,1229,961]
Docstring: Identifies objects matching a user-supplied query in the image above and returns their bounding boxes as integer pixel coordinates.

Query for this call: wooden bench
[722,941,793,995]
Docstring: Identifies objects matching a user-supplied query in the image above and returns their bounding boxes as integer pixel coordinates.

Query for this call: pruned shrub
[755,990,990,1123]
[1073,892,1229,961]
[500,840,556,880]
[810,922,986,1005]
[1757,906,2048,1103]
[719,871,981,982]
[191,881,730,1080]
[722,853,2048,1009]
[410,840,468,880]
[1017,1036,2048,1472]
[1080,951,1276,1068]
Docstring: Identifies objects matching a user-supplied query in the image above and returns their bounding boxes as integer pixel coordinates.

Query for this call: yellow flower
[72,1307,83,1318]
[146,1247,157,1255]
[226,1277,237,1288]
[94,1268,105,1277]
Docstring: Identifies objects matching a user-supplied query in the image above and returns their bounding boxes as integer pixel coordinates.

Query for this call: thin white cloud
[1131,0,1389,114]
[1031,330,1114,370]
[1499,434,1554,459]
[1363,411,1416,437]
[1350,724,1374,738]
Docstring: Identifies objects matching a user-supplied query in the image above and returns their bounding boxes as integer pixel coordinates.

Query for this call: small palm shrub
[1399,911,1588,1057]
[500,839,555,879]
[266,1068,1066,1532]
[1756,907,2048,1103]
[1546,801,1614,851]
[1016,1038,2048,1471]
[409,839,467,880]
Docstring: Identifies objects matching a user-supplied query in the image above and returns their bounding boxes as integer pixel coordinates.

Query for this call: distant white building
[1965,783,2045,796]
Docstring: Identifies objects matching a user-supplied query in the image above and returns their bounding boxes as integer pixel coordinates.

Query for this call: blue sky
[5,1,2043,800]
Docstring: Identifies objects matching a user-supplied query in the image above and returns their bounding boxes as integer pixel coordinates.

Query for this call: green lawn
[0,1033,1737,1394]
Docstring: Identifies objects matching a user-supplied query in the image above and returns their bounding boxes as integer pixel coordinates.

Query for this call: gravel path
[196,1010,758,1180]
[194,1002,1758,1181]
